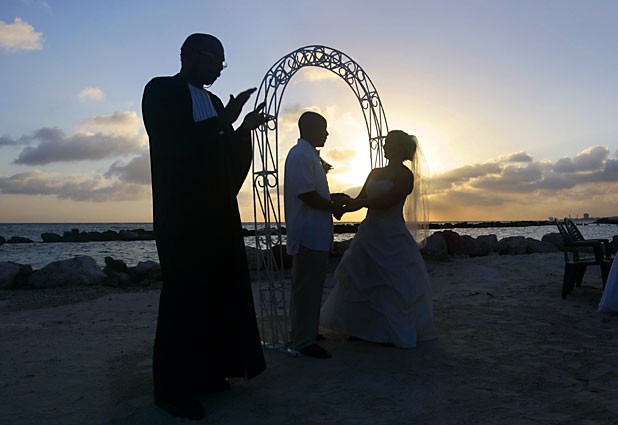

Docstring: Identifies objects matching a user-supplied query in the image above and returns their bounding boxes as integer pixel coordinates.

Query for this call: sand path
[1,252,617,424]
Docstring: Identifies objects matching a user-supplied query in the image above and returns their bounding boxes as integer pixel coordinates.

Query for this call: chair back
[555,218,582,262]
[564,218,585,241]
[555,218,572,243]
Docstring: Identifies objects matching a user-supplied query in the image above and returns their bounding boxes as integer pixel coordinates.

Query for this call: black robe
[141,74,265,399]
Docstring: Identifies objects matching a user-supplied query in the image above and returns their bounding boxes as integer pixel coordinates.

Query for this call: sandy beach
[1,251,618,425]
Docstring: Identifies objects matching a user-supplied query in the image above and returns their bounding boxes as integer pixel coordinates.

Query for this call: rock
[332,239,353,256]
[0,235,5,245]
[477,234,499,255]
[83,231,105,241]
[541,233,564,251]
[118,230,139,241]
[39,228,152,242]
[334,223,359,234]
[126,260,162,286]
[27,256,106,288]
[271,244,293,270]
[526,238,559,253]
[0,262,20,289]
[101,230,120,241]
[104,256,128,273]
[461,235,483,257]
[498,236,527,255]
[62,229,88,242]
[41,232,62,242]
[245,246,260,271]
[421,233,449,259]
[440,230,468,257]
[104,271,132,287]
[136,230,154,240]
[7,236,33,244]
[246,245,293,271]
[0,262,33,289]
[135,260,160,274]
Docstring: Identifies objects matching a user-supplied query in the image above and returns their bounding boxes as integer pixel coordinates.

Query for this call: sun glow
[321,126,373,197]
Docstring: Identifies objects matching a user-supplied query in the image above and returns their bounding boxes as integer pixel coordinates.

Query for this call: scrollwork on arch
[252,44,388,241]
[251,45,389,349]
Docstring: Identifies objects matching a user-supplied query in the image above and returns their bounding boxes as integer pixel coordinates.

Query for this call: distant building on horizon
[584,213,590,219]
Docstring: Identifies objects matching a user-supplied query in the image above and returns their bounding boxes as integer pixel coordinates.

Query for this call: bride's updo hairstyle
[386,130,417,162]
[388,130,429,246]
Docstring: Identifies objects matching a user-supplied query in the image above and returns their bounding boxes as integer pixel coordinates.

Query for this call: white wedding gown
[320,179,437,348]
[599,259,618,314]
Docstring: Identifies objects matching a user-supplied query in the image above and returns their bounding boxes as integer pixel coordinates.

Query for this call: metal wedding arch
[251,45,389,352]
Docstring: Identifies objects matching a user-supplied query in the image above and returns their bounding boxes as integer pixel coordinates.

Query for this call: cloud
[422,145,618,220]
[57,177,148,202]
[105,153,151,185]
[431,188,508,208]
[326,147,357,163]
[429,162,502,191]
[279,103,325,122]
[0,135,23,146]
[294,66,340,83]
[498,151,533,163]
[0,111,151,203]
[573,146,609,170]
[534,171,576,190]
[471,162,547,193]
[554,145,609,173]
[0,170,62,195]
[0,169,150,202]
[8,111,146,165]
[78,87,105,102]
[0,18,43,52]
[429,146,617,197]
[553,157,576,173]
[74,111,144,138]
[12,129,144,165]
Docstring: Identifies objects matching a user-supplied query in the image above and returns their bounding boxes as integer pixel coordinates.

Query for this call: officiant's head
[385,130,418,162]
[298,111,329,149]
[180,33,227,87]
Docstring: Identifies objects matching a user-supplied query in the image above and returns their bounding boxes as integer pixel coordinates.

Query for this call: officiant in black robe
[141,33,268,420]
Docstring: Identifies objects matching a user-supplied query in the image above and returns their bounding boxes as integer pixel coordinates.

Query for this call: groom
[283,111,347,359]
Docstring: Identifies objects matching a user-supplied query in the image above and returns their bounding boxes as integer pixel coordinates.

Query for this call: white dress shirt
[284,138,333,255]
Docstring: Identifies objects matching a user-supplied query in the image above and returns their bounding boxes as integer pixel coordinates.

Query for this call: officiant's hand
[238,101,270,132]
[221,87,257,127]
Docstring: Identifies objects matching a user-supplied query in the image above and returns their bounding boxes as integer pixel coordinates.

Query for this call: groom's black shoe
[155,396,205,420]
[300,343,332,359]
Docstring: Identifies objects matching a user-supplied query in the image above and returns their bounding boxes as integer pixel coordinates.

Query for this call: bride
[320,130,437,348]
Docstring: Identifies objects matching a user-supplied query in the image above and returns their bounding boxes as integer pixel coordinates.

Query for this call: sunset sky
[1,1,617,223]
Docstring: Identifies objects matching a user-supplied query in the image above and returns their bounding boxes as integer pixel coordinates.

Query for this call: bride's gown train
[320,179,437,348]
[599,259,618,314]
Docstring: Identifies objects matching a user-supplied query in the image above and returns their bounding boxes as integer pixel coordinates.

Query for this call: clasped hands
[331,193,354,221]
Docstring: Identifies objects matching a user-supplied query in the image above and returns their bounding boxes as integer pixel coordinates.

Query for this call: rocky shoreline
[3,227,608,291]
[3,218,617,244]
[2,218,617,292]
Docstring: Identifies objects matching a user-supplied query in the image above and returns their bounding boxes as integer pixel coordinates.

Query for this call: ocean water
[1,221,617,270]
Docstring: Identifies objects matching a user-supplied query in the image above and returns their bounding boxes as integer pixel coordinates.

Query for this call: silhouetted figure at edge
[141,33,268,420]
